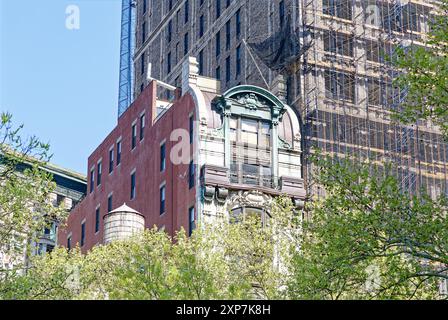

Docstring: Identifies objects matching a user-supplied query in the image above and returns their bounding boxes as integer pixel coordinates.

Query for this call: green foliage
[2,153,446,300]
[2,111,446,300]
[288,154,448,300]
[0,112,67,278]
[393,0,448,137]
[0,203,299,300]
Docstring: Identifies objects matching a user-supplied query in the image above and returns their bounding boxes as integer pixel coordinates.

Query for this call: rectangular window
[189,207,195,236]
[90,168,94,193]
[323,30,354,57]
[143,0,147,14]
[132,123,137,149]
[260,121,271,147]
[117,140,122,166]
[184,33,189,55]
[216,0,221,19]
[279,1,285,28]
[226,56,231,82]
[215,31,221,57]
[322,0,352,20]
[199,49,204,75]
[167,20,172,43]
[109,148,114,174]
[236,9,241,38]
[167,51,172,74]
[324,70,355,103]
[168,0,173,11]
[216,66,221,80]
[185,0,189,23]
[199,15,204,38]
[229,117,237,141]
[108,194,113,213]
[226,0,231,7]
[189,115,194,144]
[236,44,241,75]
[97,161,102,186]
[226,20,231,50]
[367,78,381,106]
[81,222,85,247]
[241,118,258,145]
[189,160,195,189]
[141,52,145,75]
[142,22,146,44]
[95,207,100,233]
[140,114,145,141]
[56,194,65,207]
[160,185,166,215]
[67,236,71,250]
[131,172,136,200]
[160,143,166,172]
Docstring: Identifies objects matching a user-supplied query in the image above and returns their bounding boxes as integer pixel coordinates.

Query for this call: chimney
[182,56,199,95]
[270,74,287,103]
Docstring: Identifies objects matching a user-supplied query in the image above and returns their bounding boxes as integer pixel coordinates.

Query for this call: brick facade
[59,81,197,252]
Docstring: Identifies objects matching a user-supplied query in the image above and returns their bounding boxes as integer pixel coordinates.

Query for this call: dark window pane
[95,208,100,233]
[189,206,195,236]
[109,149,114,173]
[189,161,195,189]
[160,186,166,214]
[97,162,102,186]
[132,124,137,149]
[185,0,189,23]
[108,195,113,212]
[161,143,166,171]
[81,222,85,247]
[90,169,94,193]
[189,115,194,144]
[131,172,136,200]
[117,141,122,165]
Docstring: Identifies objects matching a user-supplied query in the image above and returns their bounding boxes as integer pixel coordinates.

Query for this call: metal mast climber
[118,0,136,118]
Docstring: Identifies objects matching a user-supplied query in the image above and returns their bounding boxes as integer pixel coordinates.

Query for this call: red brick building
[59,57,306,252]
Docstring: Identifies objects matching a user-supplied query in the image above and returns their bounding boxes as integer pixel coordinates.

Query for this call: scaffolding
[295,0,447,199]
[118,0,136,118]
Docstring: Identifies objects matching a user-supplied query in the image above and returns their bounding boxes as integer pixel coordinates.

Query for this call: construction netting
[249,0,447,199]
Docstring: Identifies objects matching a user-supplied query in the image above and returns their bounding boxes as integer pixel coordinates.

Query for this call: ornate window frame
[214,85,288,187]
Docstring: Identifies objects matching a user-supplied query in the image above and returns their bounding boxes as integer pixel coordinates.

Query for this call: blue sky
[1,0,122,175]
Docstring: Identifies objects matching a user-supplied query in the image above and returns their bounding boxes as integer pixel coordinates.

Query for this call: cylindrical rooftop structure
[103,203,145,244]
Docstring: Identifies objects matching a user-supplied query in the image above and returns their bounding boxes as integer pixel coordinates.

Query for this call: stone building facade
[134,0,282,98]
[0,163,86,271]
[59,56,305,252]
[133,0,448,199]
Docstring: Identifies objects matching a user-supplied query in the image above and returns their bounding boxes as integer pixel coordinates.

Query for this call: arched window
[230,206,270,227]
[229,116,273,187]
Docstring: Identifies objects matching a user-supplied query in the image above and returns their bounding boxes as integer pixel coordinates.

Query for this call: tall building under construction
[129,0,447,198]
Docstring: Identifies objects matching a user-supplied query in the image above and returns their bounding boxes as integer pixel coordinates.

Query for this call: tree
[0,197,300,300]
[0,112,67,280]
[288,154,448,300]
[393,0,448,137]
